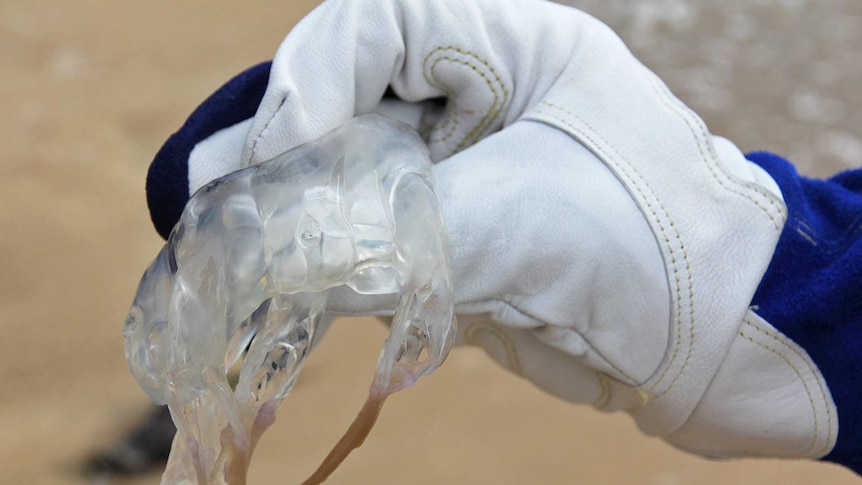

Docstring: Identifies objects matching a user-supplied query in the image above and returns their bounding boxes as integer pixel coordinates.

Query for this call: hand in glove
[145,0,862,474]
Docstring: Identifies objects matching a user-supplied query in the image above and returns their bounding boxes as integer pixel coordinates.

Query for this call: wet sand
[0,1,859,484]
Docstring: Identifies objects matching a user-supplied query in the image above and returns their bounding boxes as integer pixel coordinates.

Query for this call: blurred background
[1,1,860,484]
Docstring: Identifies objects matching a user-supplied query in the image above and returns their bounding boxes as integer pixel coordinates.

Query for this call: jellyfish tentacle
[374,172,456,396]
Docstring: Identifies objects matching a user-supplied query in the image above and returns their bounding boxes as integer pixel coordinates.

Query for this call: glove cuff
[664,310,838,460]
[748,151,862,474]
[146,62,271,239]
[522,23,787,434]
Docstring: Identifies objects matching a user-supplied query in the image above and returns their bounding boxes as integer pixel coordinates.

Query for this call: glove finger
[243,0,598,165]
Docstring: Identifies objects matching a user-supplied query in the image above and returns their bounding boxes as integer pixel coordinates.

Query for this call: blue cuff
[146,61,272,240]
[748,151,862,474]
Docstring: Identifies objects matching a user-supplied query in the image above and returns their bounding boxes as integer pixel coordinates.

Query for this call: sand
[1,1,859,484]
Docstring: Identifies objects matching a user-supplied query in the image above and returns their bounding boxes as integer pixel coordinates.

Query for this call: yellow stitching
[532,76,793,405]
[739,329,819,453]
[739,321,822,454]
[422,46,509,154]
[534,101,693,394]
[646,74,785,224]
[655,217,696,398]
[743,316,834,455]
[425,55,502,149]
[535,103,690,393]
[638,389,651,405]
[425,56,490,144]
[421,57,460,143]
[426,46,509,146]
[645,75,785,230]
[464,323,524,375]
[422,46,475,142]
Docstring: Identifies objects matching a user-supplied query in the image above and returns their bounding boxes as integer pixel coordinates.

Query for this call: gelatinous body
[123,115,455,484]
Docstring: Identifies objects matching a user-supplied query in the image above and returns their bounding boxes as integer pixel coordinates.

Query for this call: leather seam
[247,94,288,166]
[742,315,834,456]
[644,74,786,230]
[422,46,509,155]
[532,101,692,394]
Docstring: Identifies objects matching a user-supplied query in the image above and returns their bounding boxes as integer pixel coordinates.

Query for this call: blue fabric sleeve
[747,151,862,474]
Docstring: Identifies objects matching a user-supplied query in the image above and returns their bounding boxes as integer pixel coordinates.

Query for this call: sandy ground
[1,1,859,484]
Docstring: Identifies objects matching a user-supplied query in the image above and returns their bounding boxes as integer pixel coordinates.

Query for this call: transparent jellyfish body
[123,115,456,485]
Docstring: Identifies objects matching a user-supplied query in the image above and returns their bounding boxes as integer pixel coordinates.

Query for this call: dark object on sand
[84,405,175,476]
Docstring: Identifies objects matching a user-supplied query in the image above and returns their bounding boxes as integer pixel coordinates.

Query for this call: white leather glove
[146,0,848,467]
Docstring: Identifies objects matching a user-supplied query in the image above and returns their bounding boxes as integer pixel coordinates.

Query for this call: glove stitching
[739,318,830,456]
[644,74,786,231]
[422,56,460,144]
[736,328,818,454]
[248,94,288,166]
[422,46,509,155]
[533,101,693,395]
[745,317,834,452]
[463,322,524,375]
[424,52,503,151]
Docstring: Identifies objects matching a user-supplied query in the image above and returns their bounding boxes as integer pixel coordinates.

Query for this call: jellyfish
[123,115,456,485]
